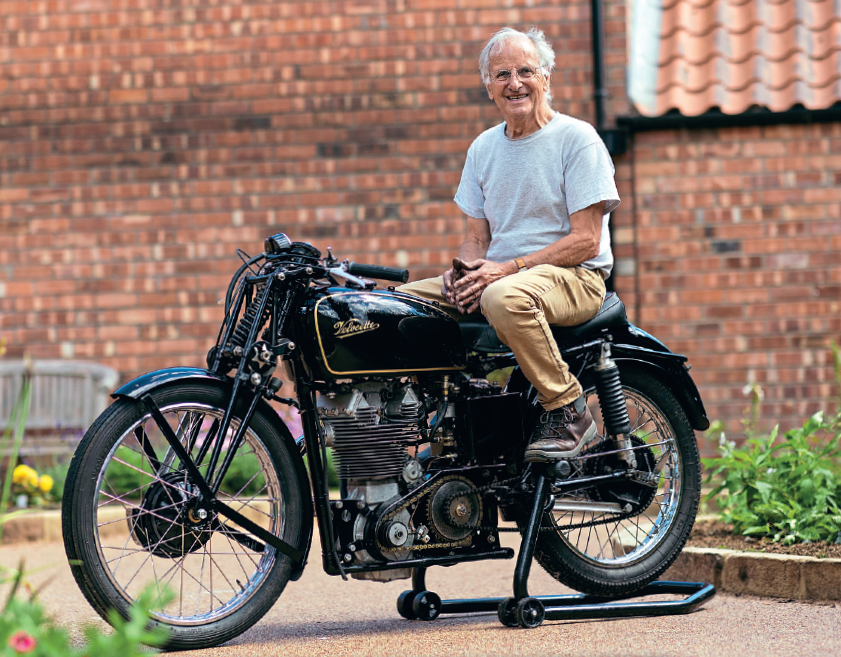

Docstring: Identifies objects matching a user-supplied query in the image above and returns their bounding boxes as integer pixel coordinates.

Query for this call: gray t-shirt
[454,112,620,277]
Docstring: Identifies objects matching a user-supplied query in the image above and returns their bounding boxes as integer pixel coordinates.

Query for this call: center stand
[396,473,716,628]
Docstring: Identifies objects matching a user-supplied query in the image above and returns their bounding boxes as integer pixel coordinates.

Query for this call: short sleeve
[453,143,486,219]
[563,140,620,216]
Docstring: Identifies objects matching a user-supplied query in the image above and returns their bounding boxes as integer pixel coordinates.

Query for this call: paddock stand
[396,474,716,628]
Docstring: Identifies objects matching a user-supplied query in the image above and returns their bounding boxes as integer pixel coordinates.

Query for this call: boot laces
[540,405,576,437]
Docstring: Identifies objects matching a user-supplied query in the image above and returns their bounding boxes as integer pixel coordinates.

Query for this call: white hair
[478,26,556,103]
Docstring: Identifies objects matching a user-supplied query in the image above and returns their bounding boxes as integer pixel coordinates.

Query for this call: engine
[317,381,428,581]
[317,381,424,482]
[316,378,516,582]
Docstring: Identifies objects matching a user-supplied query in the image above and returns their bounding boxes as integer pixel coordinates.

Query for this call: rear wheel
[518,367,701,597]
[62,383,306,650]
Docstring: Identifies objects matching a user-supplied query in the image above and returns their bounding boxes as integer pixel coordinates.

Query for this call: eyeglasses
[491,66,539,83]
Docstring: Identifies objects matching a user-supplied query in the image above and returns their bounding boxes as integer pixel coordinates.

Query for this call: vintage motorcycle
[62,233,710,650]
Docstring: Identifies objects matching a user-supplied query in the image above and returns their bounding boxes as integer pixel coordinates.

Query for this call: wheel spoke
[546,384,694,570]
[83,399,286,628]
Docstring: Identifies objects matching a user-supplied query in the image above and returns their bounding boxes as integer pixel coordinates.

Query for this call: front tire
[518,367,701,597]
[62,382,306,650]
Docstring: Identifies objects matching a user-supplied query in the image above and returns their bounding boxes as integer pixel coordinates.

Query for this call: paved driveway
[2,537,839,656]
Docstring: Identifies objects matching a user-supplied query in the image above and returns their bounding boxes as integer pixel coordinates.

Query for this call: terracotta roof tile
[629,0,841,116]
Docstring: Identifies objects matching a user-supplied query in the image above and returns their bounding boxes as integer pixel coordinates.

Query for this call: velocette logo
[333,318,380,339]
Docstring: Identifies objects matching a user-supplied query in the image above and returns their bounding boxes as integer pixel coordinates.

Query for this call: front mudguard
[113,366,230,399]
[113,367,313,580]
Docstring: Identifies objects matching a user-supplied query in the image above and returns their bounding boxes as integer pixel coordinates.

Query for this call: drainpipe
[591,0,624,296]
[590,0,607,132]
[590,0,627,155]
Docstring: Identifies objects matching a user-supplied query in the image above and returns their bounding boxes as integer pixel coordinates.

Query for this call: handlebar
[346,262,409,284]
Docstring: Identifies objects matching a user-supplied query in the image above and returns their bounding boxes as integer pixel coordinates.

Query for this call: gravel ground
[2,534,840,656]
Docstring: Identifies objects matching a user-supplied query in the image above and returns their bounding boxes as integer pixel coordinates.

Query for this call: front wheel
[518,367,701,597]
[62,382,307,650]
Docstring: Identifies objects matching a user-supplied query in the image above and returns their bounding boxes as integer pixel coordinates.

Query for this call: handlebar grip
[347,262,410,284]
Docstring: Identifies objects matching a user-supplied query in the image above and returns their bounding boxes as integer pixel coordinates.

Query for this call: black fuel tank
[297,288,467,379]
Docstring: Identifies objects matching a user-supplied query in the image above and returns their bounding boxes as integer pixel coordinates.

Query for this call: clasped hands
[441,257,513,314]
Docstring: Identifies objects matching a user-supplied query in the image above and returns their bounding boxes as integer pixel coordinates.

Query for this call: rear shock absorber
[593,341,637,468]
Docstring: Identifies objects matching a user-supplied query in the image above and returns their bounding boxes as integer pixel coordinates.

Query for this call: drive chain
[375,475,520,553]
[375,461,642,553]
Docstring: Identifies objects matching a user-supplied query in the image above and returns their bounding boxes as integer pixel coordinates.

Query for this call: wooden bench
[0,360,119,459]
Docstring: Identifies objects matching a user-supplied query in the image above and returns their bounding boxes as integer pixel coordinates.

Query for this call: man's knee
[398,276,445,303]
[480,278,533,324]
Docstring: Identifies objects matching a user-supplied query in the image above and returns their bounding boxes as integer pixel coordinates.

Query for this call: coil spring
[230,282,270,349]
[594,362,632,436]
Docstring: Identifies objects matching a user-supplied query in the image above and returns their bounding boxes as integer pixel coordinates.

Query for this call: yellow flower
[25,469,39,489]
[12,465,26,485]
[38,475,53,494]
[12,465,35,486]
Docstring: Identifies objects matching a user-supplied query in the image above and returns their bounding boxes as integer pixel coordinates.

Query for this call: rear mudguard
[113,367,313,580]
[606,323,710,432]
[508,327,710,433]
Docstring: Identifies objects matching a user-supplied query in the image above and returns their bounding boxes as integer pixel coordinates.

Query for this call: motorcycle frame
[112,247,711,583]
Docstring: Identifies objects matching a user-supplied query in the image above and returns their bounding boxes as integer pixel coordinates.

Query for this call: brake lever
[326,264,376,290]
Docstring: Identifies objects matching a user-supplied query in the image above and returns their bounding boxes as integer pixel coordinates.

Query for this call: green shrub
[1,576,168,657]
[704,411,841,545]
[0,351,170,653]
[218,450,266,497]
[103,445,271,499]
[303,448,340,490]
[39,459,70,505]
[103,446,147,497]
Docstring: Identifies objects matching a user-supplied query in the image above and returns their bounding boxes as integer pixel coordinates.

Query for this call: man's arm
[441,216,491,304]
[452,201,606,313]
[458,216,492,262]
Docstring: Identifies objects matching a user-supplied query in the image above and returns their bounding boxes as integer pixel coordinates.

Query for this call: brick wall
[620,124,841,435]
[1,0,611,375]
[2,0,839,438]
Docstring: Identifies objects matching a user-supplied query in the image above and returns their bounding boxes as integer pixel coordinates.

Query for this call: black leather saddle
[458,292,629,353]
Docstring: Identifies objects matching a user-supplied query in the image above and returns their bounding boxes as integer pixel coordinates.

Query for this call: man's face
[485,37,550,125]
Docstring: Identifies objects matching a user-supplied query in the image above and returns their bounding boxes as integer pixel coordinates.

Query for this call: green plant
[303,448,340,490]
[0,355,32,547]
[704,410,841,545]
[103,445,280,498]
[0,345,169,654]
[101,445,147,497]
[37,460,70,505]
[833,340,841,413]
[8,465,54,509]
[1,573,169,656]
[218,450,266,496]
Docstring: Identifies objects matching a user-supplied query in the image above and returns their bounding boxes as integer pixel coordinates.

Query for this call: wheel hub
[127,471,212,559]
[584,437,658,513]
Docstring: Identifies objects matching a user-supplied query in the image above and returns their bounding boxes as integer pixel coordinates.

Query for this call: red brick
[0,1,836,438]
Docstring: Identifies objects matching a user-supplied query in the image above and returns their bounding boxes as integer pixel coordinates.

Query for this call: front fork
[593,341,637,468]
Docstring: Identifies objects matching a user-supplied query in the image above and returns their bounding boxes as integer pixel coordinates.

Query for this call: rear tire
[62,382,306,650]
[517,367,701,597]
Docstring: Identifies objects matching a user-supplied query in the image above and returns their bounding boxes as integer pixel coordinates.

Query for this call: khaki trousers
[399,265,605,411]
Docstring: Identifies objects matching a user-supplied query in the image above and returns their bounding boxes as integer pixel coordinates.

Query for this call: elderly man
[400,26,620,462]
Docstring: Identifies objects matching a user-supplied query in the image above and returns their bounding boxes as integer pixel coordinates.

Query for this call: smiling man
[400,26,620,462]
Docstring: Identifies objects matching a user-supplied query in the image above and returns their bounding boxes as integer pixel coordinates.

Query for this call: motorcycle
[62,233,709,649]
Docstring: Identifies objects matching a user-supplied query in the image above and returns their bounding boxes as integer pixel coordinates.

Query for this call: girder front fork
[593,341,637,468]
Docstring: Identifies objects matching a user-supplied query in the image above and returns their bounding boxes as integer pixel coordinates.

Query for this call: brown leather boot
[524,395,597,462]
